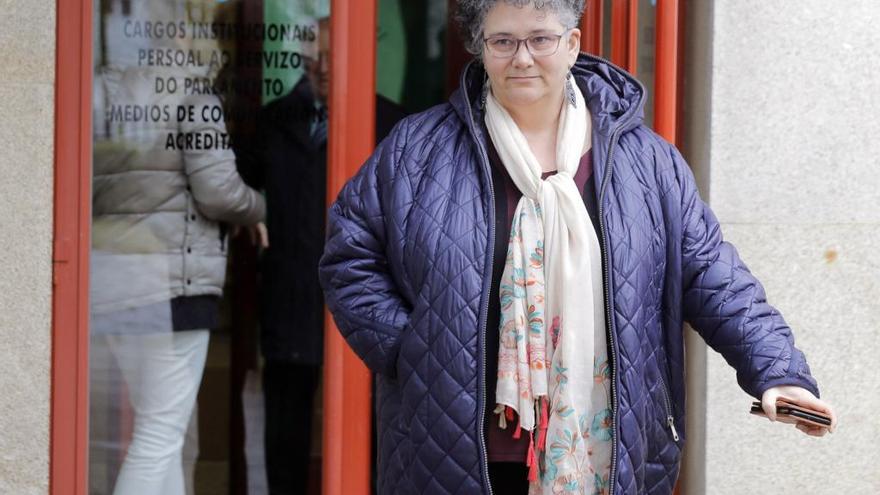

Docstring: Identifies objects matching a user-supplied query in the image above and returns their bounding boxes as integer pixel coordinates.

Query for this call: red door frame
[322,1,376,494]
[610,0,639,73]
[654,0,681,143]
[581,0,604,55]
[51,0,92,493]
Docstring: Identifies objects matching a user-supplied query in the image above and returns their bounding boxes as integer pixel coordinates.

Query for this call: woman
[319,1,837,494]
[91,66,266,494]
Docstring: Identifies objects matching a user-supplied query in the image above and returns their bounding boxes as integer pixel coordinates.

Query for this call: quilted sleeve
[318,127,412,377]
[671,145,820,400]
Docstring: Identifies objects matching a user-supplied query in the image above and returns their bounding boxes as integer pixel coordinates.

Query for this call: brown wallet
[749,399,832,428]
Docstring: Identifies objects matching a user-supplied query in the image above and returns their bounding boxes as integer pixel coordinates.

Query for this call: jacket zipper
[658,374,680,441]
[462,68,497,495]
[597,127,621,495]
[591,51,646,495]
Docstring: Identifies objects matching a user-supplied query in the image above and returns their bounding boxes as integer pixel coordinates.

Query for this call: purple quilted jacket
[319,54,819,494]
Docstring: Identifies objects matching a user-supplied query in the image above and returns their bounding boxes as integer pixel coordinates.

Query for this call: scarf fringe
[526,430,539,482]
[536,397,549,451]
[494,404,507,429]
[498,400,548,483]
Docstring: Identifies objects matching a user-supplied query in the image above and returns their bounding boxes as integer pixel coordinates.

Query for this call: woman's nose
[511,44,534,68]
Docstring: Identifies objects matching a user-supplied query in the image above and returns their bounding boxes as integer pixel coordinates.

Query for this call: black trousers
[263,362,321,495]
[489,461,530,494]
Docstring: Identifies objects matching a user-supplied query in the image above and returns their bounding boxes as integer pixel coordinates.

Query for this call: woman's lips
[507,76,540,84]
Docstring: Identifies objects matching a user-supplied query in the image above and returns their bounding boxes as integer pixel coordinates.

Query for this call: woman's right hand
[761,385,837,436]
[248,222,269,248]
[233,222,269,248]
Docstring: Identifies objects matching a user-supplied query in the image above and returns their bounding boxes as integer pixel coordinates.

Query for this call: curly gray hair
[454,0,586,56]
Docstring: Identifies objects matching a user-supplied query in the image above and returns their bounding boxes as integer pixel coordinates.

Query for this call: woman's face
[481,2,580,111]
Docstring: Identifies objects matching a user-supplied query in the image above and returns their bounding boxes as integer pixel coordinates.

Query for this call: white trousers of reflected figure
[103,330,210,495]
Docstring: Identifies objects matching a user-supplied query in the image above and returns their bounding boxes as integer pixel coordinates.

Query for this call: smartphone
[750,400,832,428]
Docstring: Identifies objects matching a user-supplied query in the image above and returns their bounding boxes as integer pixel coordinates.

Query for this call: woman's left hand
[761,385,837,437]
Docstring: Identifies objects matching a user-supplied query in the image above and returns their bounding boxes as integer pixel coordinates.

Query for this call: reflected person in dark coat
[237,16,406,495]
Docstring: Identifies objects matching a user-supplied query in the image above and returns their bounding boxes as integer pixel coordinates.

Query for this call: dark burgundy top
[484,138,602,463]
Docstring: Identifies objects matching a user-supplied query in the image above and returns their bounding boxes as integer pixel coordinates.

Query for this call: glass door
[88,1,333,494]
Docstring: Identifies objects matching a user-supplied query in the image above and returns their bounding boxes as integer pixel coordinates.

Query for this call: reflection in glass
[597,0,656,125]
[602,0,613,62]
[88,0,445,493]
[636,0,656,127]
[235,13,331,495]
[89,0,268,493]
[235,4,407,488]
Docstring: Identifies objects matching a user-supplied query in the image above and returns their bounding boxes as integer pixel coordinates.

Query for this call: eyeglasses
[483,30,570,58]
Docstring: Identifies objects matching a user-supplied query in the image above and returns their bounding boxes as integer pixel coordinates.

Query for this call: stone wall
[0,0,56,493]
[698,2,880,493]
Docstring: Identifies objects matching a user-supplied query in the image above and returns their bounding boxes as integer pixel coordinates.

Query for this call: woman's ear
[567,27,582,60]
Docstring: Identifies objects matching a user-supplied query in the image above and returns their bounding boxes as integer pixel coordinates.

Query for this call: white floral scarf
[486,84,613,494]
